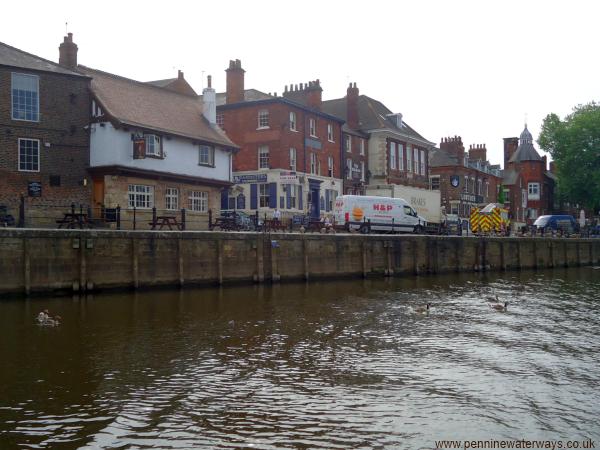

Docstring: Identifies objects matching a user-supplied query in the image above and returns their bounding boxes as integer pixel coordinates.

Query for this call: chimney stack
[503,137,519,169]
[468,143,487,162]
[282,79,323,109]
[203,75,216,125]
[58,33,78,70]
[347,82,359,129]
[226,59,245,104]
[440,135,465,162]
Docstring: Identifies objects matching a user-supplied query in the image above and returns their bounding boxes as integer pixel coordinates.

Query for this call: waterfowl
[490,301,508,311]
[415,303,431,314]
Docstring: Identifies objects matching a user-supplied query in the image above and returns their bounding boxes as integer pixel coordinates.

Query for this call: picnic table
[150,215,181,230]
[213,216,241,231]
[56,212,91,229]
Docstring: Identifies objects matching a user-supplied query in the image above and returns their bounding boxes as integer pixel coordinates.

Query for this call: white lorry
[333,195,427,233]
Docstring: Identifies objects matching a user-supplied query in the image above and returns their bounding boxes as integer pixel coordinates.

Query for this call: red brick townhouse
[215,60,344,219]
[322,86,441,223]
[55,34,239,229]
[0,35,91,226]
[501,125,556,226]
[429,136,502,220]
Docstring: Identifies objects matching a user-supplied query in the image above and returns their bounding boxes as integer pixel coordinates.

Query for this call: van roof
[339,195,409,203]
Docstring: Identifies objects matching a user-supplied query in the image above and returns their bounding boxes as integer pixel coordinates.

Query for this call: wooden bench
[149,216,181,230]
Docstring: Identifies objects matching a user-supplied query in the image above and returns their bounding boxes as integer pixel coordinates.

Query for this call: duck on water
[36,310,61,327]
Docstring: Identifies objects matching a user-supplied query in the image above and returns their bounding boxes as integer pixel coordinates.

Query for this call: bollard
[208,209,213,231]
[181,208,186,231]
[152,207,157,229]
[116,206,121,230]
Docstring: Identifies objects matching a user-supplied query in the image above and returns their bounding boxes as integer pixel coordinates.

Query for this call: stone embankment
[0,229,598,296]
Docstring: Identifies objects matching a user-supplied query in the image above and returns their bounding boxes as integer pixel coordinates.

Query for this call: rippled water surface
[1,268,599,449]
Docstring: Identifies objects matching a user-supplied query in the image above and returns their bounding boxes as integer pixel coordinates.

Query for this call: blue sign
[233,173,268,184]
[305,137,322,150]
[450,175,460,188]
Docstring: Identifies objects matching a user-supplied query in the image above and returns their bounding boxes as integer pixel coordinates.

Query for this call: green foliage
[538,102,600,212]
[497,185,505,204]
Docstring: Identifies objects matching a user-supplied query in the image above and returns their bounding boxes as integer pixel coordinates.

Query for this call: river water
[0,268,599,449]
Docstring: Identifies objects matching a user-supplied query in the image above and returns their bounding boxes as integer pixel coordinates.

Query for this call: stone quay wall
[0,229,598,296]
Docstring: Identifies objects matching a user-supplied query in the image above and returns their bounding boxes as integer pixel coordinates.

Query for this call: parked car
[533,215,577,234]
[333,195,427,234]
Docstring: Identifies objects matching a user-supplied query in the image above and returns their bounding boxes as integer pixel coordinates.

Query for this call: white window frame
[328,156,334,177]
[310,153,317,175]
[327,124,334,142]
[346,158,352,180]
[258,145,269,169]
[477,179,482,195]
[165,187,179,210]
[11,73,40,122]
[360,139,365,155]
[360,161,365,181]
[522,189,527,208]
[289,111,297,131]
[420,149,426,175]
[390,141,397,170]
[309,118,317,137]
[464,176,469,193]
[144,135,161,157]
[259,183,270,208]
[199,145,214,166]
[406,145,412,173]
[413,147,419,173]
[128,184,154,209]
[287,184,298,209]
[430,176,440,190]
[345,135,352,153]
[398,144,404,171]
[258,109,269,129]
[503,189,511,203]
[290,147,297,171]
[17,138,40,172]
[528,182,540,200]
[189,191,208,212]
[216,114,224,129]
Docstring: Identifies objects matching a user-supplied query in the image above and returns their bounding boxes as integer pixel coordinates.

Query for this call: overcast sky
[2,0,598,166]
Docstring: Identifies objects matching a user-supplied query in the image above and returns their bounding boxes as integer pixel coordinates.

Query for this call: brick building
[54,34,239,230]
[429,136,502,220]
[502,125,556,226]
[0,35,91,226]
[322,89,434,192]
[215,60,344,218]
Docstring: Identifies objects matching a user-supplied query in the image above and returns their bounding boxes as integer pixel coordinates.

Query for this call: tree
[497,185,505,204]
[538,102,600,212]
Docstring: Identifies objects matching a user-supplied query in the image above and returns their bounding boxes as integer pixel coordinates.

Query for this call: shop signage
[233,173,268,184]
[28,181,42,197]
[460,192,483,203]
[279,171,298,183]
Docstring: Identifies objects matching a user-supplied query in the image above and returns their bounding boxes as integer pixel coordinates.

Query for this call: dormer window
[145,135,161,157]
[386,113,403,128]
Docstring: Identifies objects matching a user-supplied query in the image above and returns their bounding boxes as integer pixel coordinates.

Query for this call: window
[18,138,40,172]
[199,145,214,166]
[145,135,161,157]
[286,184,298,209]
[289,111,297,131]
[328,156,334,177]
[521,189,527,208]
[12,73,39,122]
[450,202,459,215]
[327,124,334,142]
[430,176,440,190]
[464,176,469,193]
[413,147,419,173]
[346,158,352,180]
[528,182,540,200]
[128,184,154,209]
[486,182,489,197]
[258,109,269,128]
[345,135,351,153]
[216,114,224,129]
[464,155,469,167]
[309,118,317,137]
[527,208,538,220]
[477,179,482,195]
[398,144,404,171]
[406,145,412,173]
[326,189,337,211]
[420,149,426,175]
[360,161,365,181]
[310,153,317,174]
[360,139,365,155]
[317,158,321,176]
[189,191,208,212]
[390,141,397,170]
[290,147,297,171]
[165,188,179,210]
[258,145,269,169]
[259,183,270,207]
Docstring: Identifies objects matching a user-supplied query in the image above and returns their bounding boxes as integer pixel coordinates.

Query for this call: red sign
[373,204,393,211]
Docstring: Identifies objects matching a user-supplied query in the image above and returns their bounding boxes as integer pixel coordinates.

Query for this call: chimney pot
[178,70,184,80]
[207,75,212,88]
